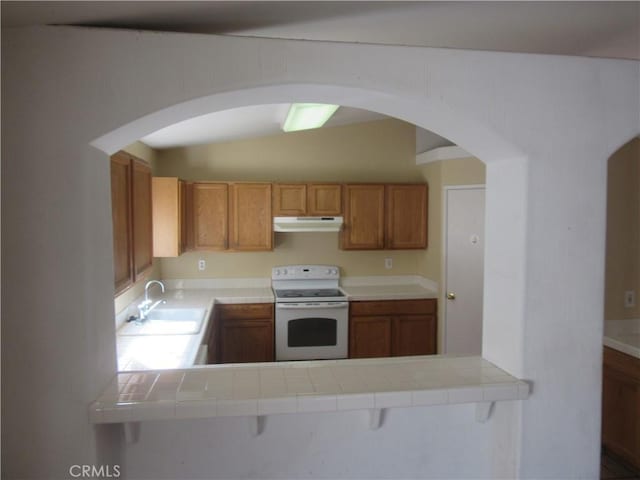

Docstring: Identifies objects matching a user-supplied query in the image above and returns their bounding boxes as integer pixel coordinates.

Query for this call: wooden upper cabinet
[131,159,153,279]
[229,183,273,251]
[152,177,187,257]
[180,181,191,252]
[273,184,307,216]
[192,182,228,250]
[385,184,428,249]
[341,184,385,250]
[110,153,133,294]
[308,184,342,216]
[273,183,342,216]
[110,152,153,294]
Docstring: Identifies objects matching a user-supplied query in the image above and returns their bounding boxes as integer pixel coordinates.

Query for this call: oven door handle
[276,302,349,309]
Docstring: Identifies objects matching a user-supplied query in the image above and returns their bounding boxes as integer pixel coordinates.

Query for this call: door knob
[446,292,456,300]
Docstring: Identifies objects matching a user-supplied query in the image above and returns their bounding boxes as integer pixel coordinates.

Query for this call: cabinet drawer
[216,303,273,320]
[350,299,436,316]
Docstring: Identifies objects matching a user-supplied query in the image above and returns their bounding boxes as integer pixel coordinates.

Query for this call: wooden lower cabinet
[213,303,274,364]
[350,316,393,358]
[349,299,437,358]
[602,346,640,469]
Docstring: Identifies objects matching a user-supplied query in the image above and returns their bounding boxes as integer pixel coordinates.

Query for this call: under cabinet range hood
[273,216,343,233]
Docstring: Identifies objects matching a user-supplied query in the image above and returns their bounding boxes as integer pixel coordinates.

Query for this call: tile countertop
[114,276,438,371]
[340,275,438,301]
[116,288,275,371]
[90,355,529,424]
[604,319,640,359]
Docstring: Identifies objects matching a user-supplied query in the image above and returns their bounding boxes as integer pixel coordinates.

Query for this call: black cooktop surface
[275,288,345,298]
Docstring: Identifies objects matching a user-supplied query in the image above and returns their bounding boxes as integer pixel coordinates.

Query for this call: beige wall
[156,119,438,279]
[155,119,419,183]
[144,120,486,288]
[114,142,161,313]
[605,137,640,320]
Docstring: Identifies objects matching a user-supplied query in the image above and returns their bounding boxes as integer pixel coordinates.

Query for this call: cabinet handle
[446,292,456,300]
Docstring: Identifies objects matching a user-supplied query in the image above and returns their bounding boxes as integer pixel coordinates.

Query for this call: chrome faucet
[138,280,166,320]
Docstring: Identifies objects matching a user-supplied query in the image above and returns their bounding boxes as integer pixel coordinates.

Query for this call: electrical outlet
[624,290,636,308]
[385,258,393,269]
[198,259,206,271]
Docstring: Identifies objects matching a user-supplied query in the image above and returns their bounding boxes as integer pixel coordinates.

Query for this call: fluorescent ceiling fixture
[282,103,340,132]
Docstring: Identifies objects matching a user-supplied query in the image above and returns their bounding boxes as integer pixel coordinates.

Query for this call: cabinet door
[349,316,392,358]
[131,159,153,279]
[308,184,342,216]
[152,177,181,257]
[393,314,437,356]
[341,184,385,249]
[183,182,194,251]
[110,153,133,294]
[216,304,275,364]
[602,347,640,469]
[386,184,428,249]
[229,183,272,251]
[192,183,228,250]
[273,184,307,216]
[219,319,275,363]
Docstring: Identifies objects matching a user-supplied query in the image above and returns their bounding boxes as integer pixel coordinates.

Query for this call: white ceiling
[4,1,638,149]
[141,104,390,149]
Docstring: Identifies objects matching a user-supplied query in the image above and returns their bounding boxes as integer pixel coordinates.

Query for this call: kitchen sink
[118,308,207,336]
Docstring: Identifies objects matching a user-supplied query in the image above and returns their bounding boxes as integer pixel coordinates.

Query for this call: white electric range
[272,265,349,361]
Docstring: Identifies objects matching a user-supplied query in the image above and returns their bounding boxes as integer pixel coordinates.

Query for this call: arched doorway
[92,83,529,375]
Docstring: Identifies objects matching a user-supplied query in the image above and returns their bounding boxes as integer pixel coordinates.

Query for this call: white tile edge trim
[90,381,529,424]
[90,357,530,425]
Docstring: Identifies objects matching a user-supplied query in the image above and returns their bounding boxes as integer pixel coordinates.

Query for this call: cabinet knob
[446,292,456,300]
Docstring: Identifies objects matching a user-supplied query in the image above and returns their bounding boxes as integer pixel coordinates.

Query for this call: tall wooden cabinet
[349,299,437,358]
[110,151,152,295]
[131,159,153,277]
[111,153,134,294]
[341,183,427,250]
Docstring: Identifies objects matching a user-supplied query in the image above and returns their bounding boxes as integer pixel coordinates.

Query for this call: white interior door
[444,186,485,355]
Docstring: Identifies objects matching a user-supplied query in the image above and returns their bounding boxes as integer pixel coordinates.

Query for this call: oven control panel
[272,265,340,280]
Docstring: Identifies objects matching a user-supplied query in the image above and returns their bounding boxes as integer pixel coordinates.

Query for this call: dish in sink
[118,308,207,336]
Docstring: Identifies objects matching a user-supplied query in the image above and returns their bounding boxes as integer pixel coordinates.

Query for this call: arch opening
[95,82,529,377]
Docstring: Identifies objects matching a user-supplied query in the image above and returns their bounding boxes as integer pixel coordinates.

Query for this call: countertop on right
[604,319,640,360]
[340,276,438,301]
